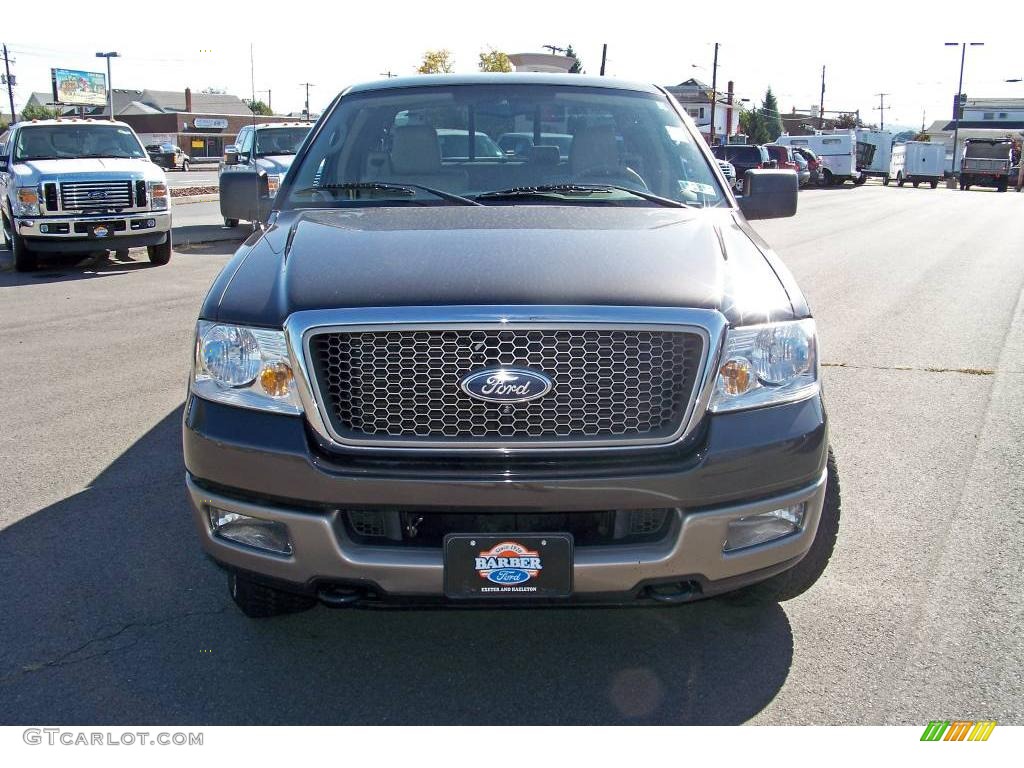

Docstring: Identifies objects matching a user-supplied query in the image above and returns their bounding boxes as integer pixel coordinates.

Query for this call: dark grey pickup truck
[185,74,840,617]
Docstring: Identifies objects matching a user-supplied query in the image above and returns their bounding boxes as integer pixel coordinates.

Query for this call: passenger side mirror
[738,170,798,220]
[0,156,8,173]
[224,145,240,165]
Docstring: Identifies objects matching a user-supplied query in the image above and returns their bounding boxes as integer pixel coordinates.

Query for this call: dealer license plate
[443,533,573,599]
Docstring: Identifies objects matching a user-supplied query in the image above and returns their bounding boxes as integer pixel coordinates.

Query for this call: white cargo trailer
[776,132,859,185]
[855,129,894,180]
[885,142,946,188]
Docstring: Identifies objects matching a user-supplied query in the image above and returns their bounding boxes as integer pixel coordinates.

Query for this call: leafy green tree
[739,105,770,144]
[565,44,583,74]
[22,103,59,120]
[246,99,273,116]
[912,132,931,142]
[760,87,783,141]
[418,50,455,74]
[478,48,512,73]
[834,112,860,129]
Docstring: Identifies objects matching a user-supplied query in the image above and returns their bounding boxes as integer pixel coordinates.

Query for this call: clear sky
[4,0,1021,130]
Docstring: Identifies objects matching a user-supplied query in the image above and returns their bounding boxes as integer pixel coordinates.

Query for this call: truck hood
[205,206,799,327]
[13,157,166,184]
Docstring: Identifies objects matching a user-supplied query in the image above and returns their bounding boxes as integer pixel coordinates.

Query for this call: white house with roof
[663,78,739,142]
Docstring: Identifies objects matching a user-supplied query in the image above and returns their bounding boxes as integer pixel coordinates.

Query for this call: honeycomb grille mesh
[309,328,703,444]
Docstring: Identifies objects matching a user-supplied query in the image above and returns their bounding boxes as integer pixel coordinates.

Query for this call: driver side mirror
[738,170,798,220]
[224,145,240,165]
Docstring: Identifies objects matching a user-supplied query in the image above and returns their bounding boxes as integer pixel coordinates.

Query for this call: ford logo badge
[459,367,553,404]
[485,568,532,585]
[88,190,109,200]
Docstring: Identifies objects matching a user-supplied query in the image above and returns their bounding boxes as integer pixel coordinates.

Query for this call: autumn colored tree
[418,50,455,74]
[478,49,512,73]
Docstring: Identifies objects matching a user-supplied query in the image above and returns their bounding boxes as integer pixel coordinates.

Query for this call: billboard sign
[51,68,108,107]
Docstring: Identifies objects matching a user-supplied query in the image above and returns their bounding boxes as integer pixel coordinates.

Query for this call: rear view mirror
[738,170,798,220]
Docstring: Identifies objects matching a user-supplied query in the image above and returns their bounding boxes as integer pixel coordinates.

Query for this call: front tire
[10,222,38,272]
[182,159,190,172]
[854,174,867,186]
[727,448,841,604]
[147,234,172,265]
[930,180,939,189]
[223,218,239,228]
[229,572,316,618]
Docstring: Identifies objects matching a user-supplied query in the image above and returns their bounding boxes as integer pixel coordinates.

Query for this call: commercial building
[664,79,739,142]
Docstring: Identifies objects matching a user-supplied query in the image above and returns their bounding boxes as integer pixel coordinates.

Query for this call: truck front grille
[60,180,133,210]
[307,328,704,447]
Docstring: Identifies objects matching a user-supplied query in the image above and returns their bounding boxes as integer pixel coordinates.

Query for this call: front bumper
[17,211,170,253]
[184,393,829,602]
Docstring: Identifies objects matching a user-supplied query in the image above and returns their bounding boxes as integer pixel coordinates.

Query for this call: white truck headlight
[13,187,41,216]
[148,181,169,210]
[709,319,818,413]
[192,322,303,414]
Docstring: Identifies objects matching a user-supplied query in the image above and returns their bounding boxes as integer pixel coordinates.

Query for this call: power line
[873,93,890,131]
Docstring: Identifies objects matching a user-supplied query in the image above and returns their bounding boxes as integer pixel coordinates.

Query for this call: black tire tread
[726,448,841,604]
[229,572,316,618]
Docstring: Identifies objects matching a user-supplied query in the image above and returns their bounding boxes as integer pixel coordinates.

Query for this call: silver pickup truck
[0,119,172,272]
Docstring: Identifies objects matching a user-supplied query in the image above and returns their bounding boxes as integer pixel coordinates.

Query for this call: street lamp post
[95,51,120,118]
[945,42,983,180]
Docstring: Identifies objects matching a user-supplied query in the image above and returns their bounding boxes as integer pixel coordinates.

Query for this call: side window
[237,128,253,156]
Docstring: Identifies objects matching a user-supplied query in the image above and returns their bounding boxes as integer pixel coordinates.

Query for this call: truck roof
[10,118,134,129]
[346,72,663,96]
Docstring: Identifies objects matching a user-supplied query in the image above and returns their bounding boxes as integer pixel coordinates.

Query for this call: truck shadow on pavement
[0,407,793,725]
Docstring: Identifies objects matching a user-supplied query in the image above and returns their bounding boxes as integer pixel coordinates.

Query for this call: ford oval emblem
[485,568,532,585]
[459,367,553,404]
[88,190,108,200]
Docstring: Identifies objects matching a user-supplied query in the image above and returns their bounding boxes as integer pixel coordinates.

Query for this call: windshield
[14,124,146,161]
[284,83,726,208]
[255,127,311,156]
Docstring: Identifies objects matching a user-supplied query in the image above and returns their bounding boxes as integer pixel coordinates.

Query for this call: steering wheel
[575,165,649,191]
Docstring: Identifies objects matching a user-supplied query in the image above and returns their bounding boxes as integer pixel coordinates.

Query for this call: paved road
[165,168,219,189]
[0,184,1021,725]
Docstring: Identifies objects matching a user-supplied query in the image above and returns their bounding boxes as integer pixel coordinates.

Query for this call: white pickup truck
[0,119,171,272]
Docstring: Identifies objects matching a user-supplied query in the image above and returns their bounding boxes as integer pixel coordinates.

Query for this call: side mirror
[224,145,240,165]
[0,157,8,173]
[738,170,798,220]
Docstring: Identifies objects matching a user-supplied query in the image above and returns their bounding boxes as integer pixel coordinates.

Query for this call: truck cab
[0,119,172,272]
[218,122,311,227]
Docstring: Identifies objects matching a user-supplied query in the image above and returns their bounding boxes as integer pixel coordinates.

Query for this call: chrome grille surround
[284,306,728,453]
[60,180,134,211]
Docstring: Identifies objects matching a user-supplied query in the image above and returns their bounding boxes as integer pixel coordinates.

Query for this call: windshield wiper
[475,184,692,208]
[290,181,482,206]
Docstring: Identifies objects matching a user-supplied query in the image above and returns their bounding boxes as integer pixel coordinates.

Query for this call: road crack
[823,362,996,375]
[0,604,229,684]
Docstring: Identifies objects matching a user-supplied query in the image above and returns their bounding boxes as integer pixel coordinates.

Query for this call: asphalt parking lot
[0,183,1021,725]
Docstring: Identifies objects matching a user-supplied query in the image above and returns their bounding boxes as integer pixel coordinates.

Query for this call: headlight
[148,181,168,210]
[192,321,303,414]
[709,319,818,413]
[13,187,41,216]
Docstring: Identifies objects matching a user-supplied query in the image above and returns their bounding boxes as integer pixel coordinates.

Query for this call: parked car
[711,144,772,190]
[765,144,799,172]
[219,122,312,227]
[185,74,837,618]
[791,152,812,187]
[716,159,737,190]
[146,143,191,171]
[497,131,575,160]
[886,142,944,188]
[0,119,172,271]
[791,146,824,185]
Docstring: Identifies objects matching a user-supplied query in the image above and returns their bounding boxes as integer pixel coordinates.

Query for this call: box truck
[777,131,865,186]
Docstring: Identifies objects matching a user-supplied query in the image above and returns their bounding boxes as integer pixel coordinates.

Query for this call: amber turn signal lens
[259,362,293,397]
[719,358,753,396]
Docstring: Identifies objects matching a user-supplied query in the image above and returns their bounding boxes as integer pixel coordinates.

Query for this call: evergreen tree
[760,87,783,141]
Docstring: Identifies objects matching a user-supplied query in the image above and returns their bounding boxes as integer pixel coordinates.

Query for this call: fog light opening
[208,507,292,555]
[723,503,806,552]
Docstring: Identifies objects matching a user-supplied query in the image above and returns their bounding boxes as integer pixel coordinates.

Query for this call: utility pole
[2,44,15,122]
[256,89,271,113]
[300,82,315,123]
[380,70,397,79]
[819,65,826,129]
[95,51,120,118]
[708,42,720,145]
[873,93,890,131]
[600,44,607,76]
[542,44,566,55]
[945,42,983,178]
